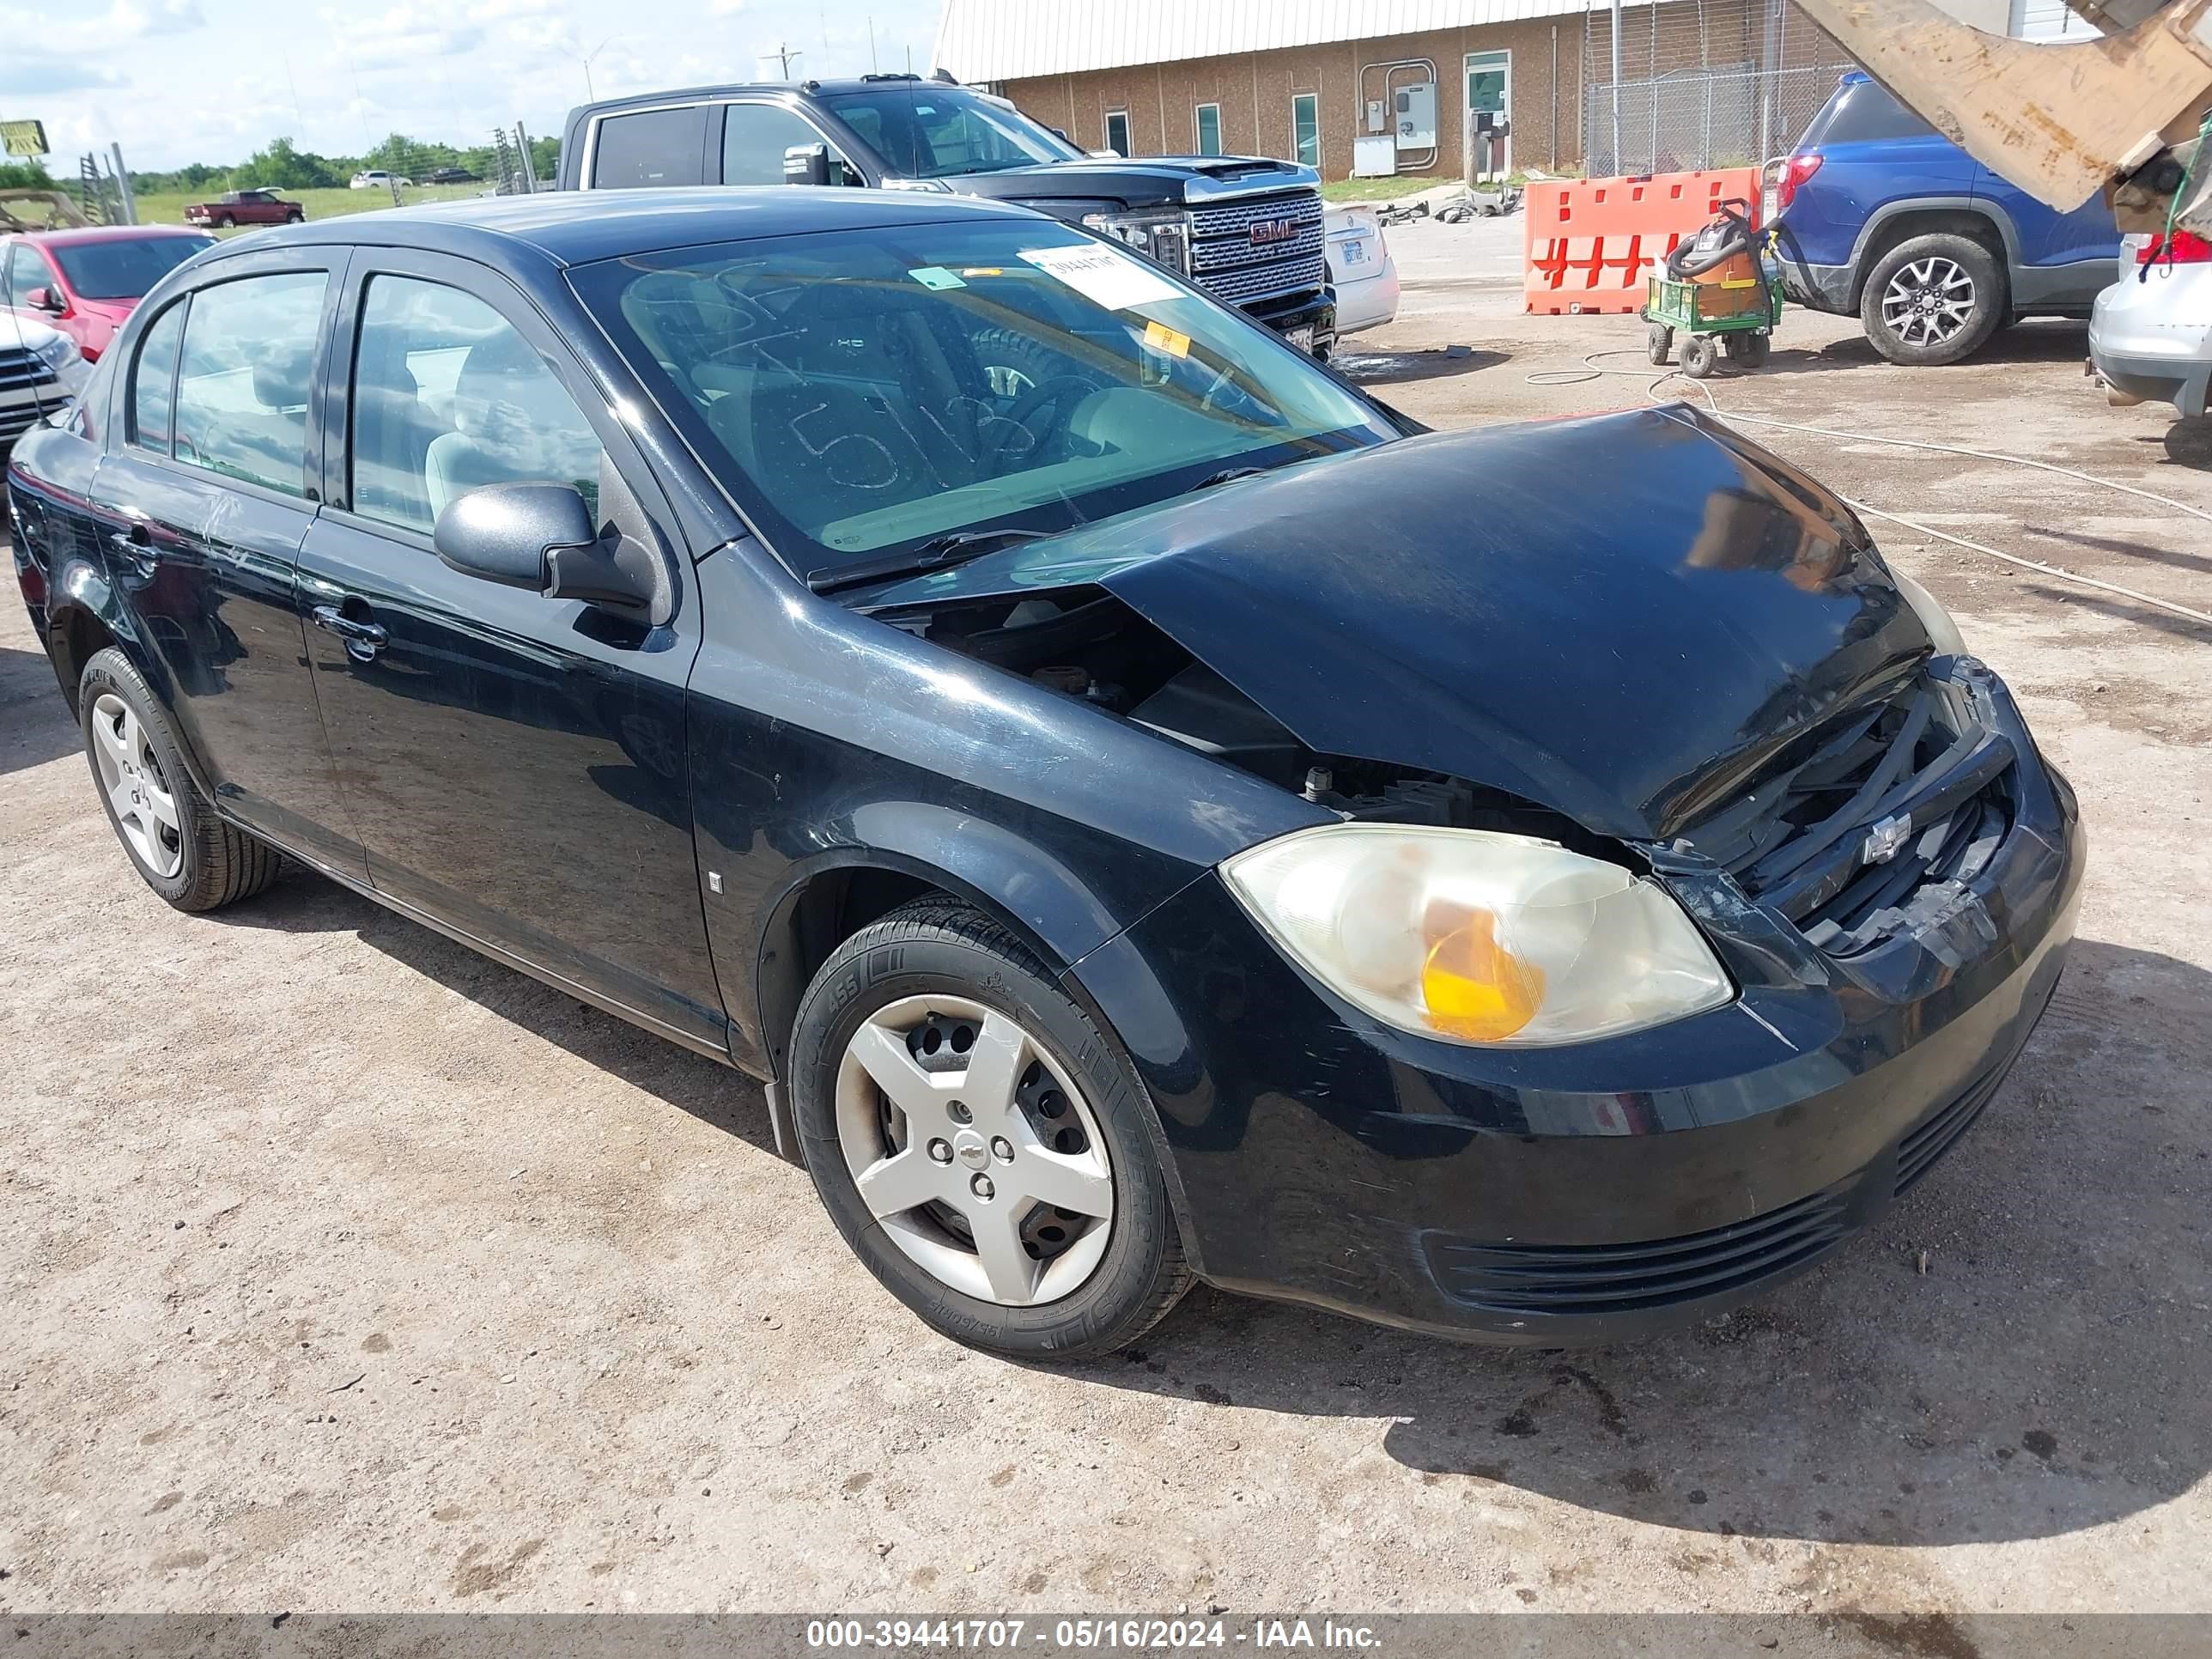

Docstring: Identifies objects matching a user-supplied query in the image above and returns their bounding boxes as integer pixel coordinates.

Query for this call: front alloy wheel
[789,901,1190,1359]
[836,994,1115,1306]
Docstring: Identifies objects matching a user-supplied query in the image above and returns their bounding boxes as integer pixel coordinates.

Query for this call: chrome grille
[0,348,58,440]
[1187,188,1327,309]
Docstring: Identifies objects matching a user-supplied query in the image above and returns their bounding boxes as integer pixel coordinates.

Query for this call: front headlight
[1082,210,1190,274]
[30,331,79,372]
[1893,571,1968,657]
[1221,824,1734,1047]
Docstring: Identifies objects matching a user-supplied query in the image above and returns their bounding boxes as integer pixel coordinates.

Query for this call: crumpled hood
[871,406,1931,842]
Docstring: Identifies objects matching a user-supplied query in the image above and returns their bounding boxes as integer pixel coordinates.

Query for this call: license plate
[1340,239,1369,266]
[1283,325,1315,353]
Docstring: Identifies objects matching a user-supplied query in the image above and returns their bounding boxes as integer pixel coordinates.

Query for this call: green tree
[0,160,58,191]
[234,137,346,191]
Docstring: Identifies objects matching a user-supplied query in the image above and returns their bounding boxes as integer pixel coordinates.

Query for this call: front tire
[789,901,1191,1360]
[79,648,279,912]
[1860,233,2004,366]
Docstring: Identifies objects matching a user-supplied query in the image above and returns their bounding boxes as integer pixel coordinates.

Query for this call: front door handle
[310,603,388,660]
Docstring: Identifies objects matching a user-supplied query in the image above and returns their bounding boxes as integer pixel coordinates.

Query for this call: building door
[1195,103,1222,156]
[1465,51,1512,176]
[1104,110,1131,156]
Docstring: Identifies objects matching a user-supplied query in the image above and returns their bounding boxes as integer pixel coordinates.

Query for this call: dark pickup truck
[557,75,1337,353]
[183,189,305,229]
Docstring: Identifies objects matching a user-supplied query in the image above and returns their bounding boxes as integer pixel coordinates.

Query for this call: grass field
[1319,169,1553,204]
[131,182,488,232]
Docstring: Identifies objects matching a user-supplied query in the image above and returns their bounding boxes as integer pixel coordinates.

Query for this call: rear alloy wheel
[790,902,1190,1359]
[88,690,183,881]
[78,647,281,911]
[1861,234,2004,367]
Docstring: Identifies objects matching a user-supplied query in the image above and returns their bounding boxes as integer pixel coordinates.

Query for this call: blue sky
[0,0,945,171]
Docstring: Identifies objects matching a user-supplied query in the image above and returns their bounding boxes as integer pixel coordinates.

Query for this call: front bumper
[1068,669,2085,1344]
[1243,288,1338,356]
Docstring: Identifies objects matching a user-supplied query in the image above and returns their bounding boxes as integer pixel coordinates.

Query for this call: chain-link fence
[1582,62,1842,177]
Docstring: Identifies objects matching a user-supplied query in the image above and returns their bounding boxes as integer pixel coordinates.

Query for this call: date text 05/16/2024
[805,1619,1384,1650]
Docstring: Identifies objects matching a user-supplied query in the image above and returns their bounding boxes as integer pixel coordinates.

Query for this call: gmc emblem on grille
[1248,217,1297,247]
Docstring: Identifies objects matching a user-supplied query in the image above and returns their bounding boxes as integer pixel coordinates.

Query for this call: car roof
[575,77,963,113]
[6,224,215,247]
[223,186,1042,270]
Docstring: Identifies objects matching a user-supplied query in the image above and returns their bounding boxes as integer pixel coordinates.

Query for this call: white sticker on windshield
[1018,244,1182,312]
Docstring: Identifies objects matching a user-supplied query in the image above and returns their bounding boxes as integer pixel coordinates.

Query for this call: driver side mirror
[433,483,670,624]
[26,286,64,315]
[782,143,831,187]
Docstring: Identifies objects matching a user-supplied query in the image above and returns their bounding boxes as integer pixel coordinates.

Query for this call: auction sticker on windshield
[1019,244,1182,312]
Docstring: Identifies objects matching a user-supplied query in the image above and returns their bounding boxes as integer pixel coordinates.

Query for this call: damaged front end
[848,407,2085,1341]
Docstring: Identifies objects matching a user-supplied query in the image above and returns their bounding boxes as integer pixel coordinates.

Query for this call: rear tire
[1860,233,2004,366]
[1679,334,1717,379]
[215,214,234,229]
[788,901,1191,1360]
[79,648,280,912]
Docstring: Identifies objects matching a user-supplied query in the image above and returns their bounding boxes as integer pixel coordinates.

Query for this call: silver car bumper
[2089,257,2211,420]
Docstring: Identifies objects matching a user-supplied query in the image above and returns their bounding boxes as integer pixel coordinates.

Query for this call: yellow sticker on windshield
[1142,320,1192,359]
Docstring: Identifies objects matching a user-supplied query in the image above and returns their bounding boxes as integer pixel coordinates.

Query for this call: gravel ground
[2,218,2208,1619]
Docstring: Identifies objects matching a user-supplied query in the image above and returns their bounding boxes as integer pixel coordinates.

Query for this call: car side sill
[258,830,745,1071]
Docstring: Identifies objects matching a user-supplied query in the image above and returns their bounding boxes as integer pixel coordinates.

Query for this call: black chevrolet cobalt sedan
[6,191,2081,1358]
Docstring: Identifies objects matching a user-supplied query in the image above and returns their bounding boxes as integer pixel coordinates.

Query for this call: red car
[1,225,218,362]
[183,188,305,229]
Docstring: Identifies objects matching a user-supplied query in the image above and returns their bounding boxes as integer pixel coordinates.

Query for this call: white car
[1325,205,1400,335]
[1,310,89,450]
[349,170,412,191]
[2090,231,2210,422]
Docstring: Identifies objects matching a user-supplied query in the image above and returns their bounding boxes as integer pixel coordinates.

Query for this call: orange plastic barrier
[1523,168,1760,316]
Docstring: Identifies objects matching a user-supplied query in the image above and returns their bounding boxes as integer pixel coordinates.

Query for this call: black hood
[868,407,1929,843]
[946,156,1318,211]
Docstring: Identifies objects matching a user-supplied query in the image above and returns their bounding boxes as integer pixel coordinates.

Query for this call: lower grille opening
[1425,1186,1856,1316]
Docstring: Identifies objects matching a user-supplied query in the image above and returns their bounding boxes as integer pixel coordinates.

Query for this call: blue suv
[1771,72,2120,366]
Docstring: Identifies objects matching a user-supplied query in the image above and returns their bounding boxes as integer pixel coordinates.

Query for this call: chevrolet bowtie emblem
[1862,813,1912,865]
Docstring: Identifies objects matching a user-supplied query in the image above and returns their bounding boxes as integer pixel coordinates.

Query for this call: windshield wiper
[1189,465,1269,493]
[808,527,1051,594]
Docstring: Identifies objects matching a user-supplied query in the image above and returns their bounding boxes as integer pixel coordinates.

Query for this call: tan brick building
[934,0,1863,182]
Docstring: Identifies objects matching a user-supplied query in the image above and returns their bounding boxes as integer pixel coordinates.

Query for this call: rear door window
[171,271,326,495]
[1810,82,1939,146]
[592,106,708,188]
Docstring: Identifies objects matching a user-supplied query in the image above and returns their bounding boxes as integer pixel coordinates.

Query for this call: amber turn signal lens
[1421,910,1545,1042]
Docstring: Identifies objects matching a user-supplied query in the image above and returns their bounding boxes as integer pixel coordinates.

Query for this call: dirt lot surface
[3,216,2209,1618]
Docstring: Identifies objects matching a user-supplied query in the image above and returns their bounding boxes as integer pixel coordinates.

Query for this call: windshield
[52,235,216,301]
[818,86,1081,178]
[573,222,1397,583]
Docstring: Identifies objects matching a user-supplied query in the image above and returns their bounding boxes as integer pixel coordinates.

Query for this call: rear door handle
[310,603,388,659]
[109,521,157,576]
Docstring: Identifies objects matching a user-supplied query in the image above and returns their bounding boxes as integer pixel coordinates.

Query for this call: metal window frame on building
[1291,91,1320,167]
[1195,102,1223,155]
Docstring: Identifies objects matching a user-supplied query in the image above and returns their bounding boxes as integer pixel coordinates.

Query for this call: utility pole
[109,143,138,224]
[1608,0,1622,175]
